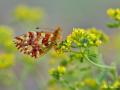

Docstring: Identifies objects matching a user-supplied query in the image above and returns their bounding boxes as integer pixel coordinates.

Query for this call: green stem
[71,45,79,48]
[70,50,115,70]
[84,55,115,70]
[59,79,76,90]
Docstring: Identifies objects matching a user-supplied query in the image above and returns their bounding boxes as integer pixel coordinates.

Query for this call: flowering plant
[48,27,117,90]
[48,8,120,89]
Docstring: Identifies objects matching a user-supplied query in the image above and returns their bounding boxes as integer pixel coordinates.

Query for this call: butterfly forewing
[14,31,53,58]
[14,27,62,59]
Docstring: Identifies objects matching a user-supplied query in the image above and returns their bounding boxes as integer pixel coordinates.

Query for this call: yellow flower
[100,81,108,89]
[57,66,66,74]
[116,8,120,15]
[89,33,96,40]
[0,54,15,69]
[95,40,102,46]
[49,66,66,79]
[0,26,13,44]
[0,26,15,52]
[112,80,120,88]
[66,35,72,46]
[14,5,44,23]
[72,28,85,36]
[89,28,109,43]
[84,78,97,87]
[107,8,115,17]
[14,5,30,21]
[107,8,120,21]
[116,14,120,20]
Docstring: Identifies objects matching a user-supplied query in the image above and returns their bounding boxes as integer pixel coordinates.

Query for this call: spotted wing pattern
[14,27,61,59]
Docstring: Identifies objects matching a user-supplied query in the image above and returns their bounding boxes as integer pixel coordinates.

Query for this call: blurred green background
[0,0,120,90]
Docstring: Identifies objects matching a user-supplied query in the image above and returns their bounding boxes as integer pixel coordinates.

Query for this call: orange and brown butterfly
[14,27,62,59]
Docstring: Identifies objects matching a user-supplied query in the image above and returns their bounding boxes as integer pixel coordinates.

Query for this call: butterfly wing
[14,31,54,58]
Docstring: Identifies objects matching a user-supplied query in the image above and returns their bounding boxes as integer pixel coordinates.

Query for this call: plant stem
[84,55,115,70]
[60,79,76,90]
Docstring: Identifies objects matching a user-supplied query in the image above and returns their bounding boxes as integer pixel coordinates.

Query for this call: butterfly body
[14,27,61,58]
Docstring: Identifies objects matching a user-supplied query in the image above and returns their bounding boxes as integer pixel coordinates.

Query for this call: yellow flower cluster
[0,26,15,69]
[0,26,15,52]
[83,78,97,87]
[56,28,108,54]
[76,78,120,89]
[14,5,44,23]
[0,26,13,43]
[68,27,108,47]
[67,28,105,47]
[107,8,120,21]
[80,78,97,88]
[49,66,66,80]
[57,66,66,74]
[88,28,109,44]
[100,78,120,89]
[0,54,15,69]
[67,28,86,46]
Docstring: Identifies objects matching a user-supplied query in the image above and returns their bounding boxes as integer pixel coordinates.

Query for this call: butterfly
[14,27,62,59]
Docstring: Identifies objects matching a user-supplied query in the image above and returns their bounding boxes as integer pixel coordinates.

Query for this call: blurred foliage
[0,54,14,69]
[0,25,16,88]
[0,26,16,52]
[0,25,15,69]
[14,5,44,24]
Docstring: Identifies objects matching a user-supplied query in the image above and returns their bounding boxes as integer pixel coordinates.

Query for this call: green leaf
[86,47,101,63]
[107,22,120,28]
